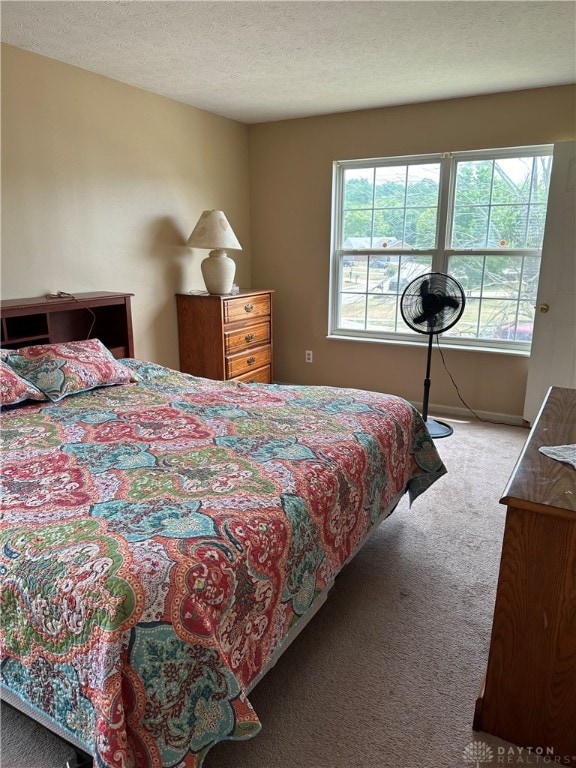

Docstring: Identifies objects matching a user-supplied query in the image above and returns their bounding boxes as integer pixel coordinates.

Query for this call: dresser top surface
[501,386,576,515]
[177,289,273,300]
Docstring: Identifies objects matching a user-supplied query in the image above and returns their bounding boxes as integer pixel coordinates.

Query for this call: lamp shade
[187,210,242,251]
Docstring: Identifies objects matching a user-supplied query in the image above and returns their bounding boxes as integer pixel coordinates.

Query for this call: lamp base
[201,249,236,295]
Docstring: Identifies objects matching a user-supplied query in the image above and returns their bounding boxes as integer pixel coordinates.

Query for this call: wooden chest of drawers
[176,290,273,383]
[474,386,576,763]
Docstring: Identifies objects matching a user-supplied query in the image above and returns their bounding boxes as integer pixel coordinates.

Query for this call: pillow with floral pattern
[6,338,138,402]
[0,359,47,406]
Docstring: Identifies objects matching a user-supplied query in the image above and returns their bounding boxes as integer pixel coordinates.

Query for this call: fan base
[425,418,454,439]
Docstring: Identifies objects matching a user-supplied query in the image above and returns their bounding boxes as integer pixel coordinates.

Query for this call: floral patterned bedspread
[0,361,446,767]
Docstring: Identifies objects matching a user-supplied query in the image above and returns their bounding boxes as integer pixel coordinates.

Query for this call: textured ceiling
[2,1,575,123]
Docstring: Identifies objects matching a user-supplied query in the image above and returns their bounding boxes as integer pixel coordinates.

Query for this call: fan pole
[422,333,433,422]
[421,332,453,439]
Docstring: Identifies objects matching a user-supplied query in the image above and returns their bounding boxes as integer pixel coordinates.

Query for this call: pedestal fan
[400,272,465,438]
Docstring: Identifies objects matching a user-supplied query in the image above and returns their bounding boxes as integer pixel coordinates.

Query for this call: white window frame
[329,144,553,354]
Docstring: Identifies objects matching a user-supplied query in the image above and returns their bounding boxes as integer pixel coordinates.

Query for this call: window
[329,146,553,351]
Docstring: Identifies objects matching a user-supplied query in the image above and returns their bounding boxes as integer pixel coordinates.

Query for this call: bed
[0,328,446,767]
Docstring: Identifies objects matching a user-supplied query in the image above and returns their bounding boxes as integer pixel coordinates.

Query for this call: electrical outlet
[305,350,313,363]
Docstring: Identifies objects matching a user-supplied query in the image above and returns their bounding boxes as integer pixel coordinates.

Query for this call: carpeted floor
[2,416,548,768]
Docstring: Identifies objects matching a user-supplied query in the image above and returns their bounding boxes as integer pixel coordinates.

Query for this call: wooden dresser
[0,292,134,358]
[176,289,273,383]
[474,386,576,764]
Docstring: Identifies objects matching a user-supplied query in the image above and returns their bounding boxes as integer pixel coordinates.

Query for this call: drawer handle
[244,303,254,313]
[247,356,256,365]
[245,333,254,342]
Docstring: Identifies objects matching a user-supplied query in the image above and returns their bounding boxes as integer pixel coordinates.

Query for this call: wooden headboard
[0,291,134,359]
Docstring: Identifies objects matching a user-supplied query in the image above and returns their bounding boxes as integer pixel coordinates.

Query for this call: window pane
[367,257,391,292]
[341,259,368,293]
[484,255,521,299]
[483,300,535,342]
[454,160,493,206]
[448,253,540,341]
[344,162,440,250]
[496,321,534,342]
[344,168,374,209]
[374,166,406,208]
[449,255,483,297]
[384,255,400,289]
[406,164,441,206]
[388,257,433,295]
[372,208,405,244]
[340,293,367,329]
[492,157,533,204]
[367,295,398,332]
[405,207,437,249]
[343,210,372,241]
[526,204,548,248]
[452,205,489,248]
[533,156,553,203]
[522,255,541,302]
[444,297,480,338]
[451,153,552,251]
[516,302,536,339]
[488,205,528,248]
[479,299,519,339]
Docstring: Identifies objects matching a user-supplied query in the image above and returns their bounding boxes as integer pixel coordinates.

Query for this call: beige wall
[1,44,251,369]
[2,44,574,419]
[248,85,576,419]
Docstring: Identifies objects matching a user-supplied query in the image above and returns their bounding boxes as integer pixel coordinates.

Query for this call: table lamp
[187,210,242,295]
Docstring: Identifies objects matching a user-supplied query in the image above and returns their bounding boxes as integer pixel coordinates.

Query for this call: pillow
[6,338,138,402]
[0,359,46,406]
[0,348,14,360]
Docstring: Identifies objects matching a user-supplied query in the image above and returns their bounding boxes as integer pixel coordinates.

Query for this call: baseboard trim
[413,401,526,427]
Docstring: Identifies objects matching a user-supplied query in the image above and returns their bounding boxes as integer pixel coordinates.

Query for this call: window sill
[326,333,531,357]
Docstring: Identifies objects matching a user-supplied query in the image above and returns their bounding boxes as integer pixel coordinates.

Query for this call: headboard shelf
[1,291,134,358]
